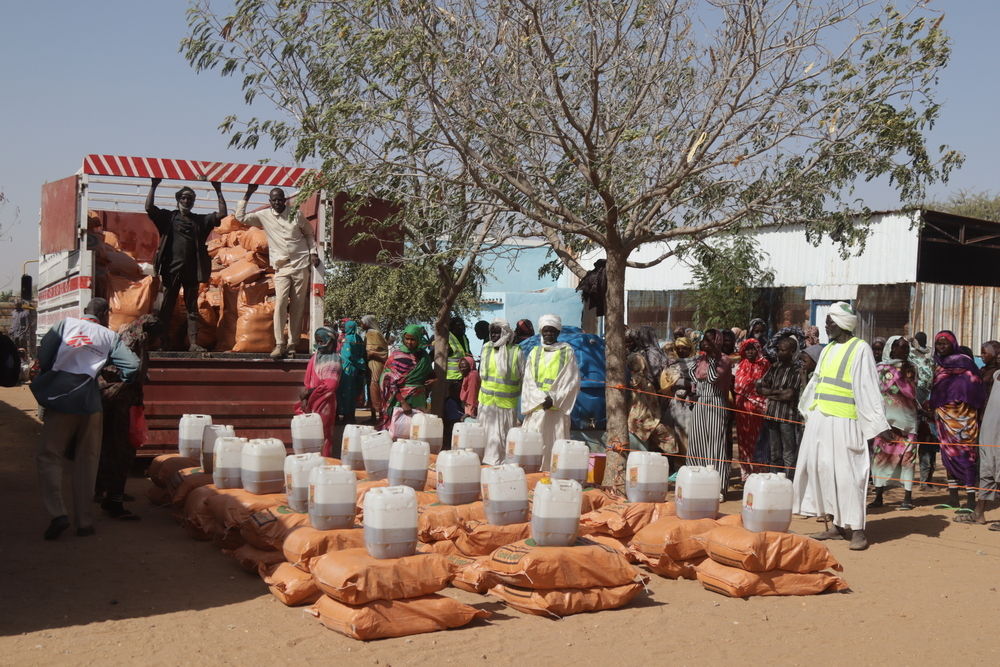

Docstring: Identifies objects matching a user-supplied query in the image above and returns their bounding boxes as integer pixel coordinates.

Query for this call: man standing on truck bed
[235,184,320,359]
[145,178,227,352]
[30,298,140,540]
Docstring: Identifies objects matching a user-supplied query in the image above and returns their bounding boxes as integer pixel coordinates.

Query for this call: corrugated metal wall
[911,283,1000,351]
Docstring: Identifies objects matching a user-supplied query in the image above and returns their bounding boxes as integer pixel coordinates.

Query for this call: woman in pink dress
[296,327,342,456]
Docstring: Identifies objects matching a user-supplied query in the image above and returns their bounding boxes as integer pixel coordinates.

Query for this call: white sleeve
[520,347,547,413]
[852,342,891,440]
[234,199,262,227]
[549,346,581,415]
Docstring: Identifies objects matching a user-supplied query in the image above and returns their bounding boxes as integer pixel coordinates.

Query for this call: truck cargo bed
[141,353,308,456]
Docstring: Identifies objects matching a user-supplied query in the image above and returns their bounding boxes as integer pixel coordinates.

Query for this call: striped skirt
[687,395,730,494]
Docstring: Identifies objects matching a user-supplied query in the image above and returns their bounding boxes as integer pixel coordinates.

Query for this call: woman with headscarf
[870,337,887,365]
[297,327,342,457]
[747,318,768,344]
[980,340,1000,404]
[627,349,673,454]
[446,355,480,423]
[380,324,435,433]
[478,319,525,464]
[336,320,366,424]
[660,338,694,459]
[632,326,667,384]
[687,328,733,498]
[513,319,535,345]
[733,338,770,481]
[869,336,920,510]
[360,315,387,424]
[931,330,984,510]
[804,326,821,347]
[764,326,805,362]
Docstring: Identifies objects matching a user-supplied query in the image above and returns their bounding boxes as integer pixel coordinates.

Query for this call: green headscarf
[401,324,427,354]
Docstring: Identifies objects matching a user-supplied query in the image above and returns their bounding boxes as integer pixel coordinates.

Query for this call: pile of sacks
[92,210,282,353]
[626,512,849,597]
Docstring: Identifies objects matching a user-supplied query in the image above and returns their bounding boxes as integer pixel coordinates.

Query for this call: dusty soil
[1,384,999,665]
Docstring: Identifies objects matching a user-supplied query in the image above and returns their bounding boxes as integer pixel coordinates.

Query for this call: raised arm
[211,181,227,217]
[234,183,261,227]
[145,178,161,216]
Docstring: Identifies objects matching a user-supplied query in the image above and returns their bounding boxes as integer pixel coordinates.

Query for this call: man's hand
[245,183,258,198]
[542,396,554,410]
[150,177,161,187]
[311,253,322,268]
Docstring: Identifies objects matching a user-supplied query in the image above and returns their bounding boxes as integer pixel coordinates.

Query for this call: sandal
[988,522,1000,532]
[896,503,914,511]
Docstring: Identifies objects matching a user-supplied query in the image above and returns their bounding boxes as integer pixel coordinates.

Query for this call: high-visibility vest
[446,332,470,380]
[478,345,523,409]
[529,345,569,409]
[811,337,862,419]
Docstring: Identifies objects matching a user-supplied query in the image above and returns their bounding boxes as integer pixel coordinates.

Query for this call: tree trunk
[600,245,628,492]
[430,291,453,419]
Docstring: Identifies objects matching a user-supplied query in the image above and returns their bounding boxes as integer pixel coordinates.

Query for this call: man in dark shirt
[757,335,803,479]
[145,178,227,352]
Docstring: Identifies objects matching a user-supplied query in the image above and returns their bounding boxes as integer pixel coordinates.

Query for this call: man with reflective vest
[521,314,580,470]
[445,316,471,382]
[793,301,891,551]
[477,320,526,464]
[30,298,140,541]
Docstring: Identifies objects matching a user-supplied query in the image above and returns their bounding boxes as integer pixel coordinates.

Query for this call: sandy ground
[2,383,1000,666]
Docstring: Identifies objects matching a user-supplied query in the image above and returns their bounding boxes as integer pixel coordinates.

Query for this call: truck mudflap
[140,353,309,456]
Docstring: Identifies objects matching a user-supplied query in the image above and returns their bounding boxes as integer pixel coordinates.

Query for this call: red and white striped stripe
[82,154,310,187]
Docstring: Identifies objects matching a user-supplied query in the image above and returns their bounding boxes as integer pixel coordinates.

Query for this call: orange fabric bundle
[262,562,322,606]
[214,245,248,266]
[584,534,638,563]
[490,582,645,618]
[355,479,390,508]
[418,540,462,556]
[240,227,269,254]
[310,548,454,604]
[206,489,286,532]
[629,515,719,561]
[217,215,249,234]
[240,505,312,551]
[214,284,241,351]
[451,520,531,557]
[224,544,286,573]
[446,554,494,593]
[418,502,487,543]
[103,230,122,249]
[579,502,674,539]
[487,538,647,590]
[695,559,850,598]
[580,488,617,513]
[146,484,170,507]
[308,594,489,640]
[282,527,366,571]
[108,275,156,332]
[717,513,743,527]
[149,454,199,487]
[704,526,843,573]
[220,257,264,286]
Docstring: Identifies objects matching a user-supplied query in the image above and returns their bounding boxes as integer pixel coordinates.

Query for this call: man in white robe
[478,320,525,465]
[793,301,891,550]
[521,314,580,470]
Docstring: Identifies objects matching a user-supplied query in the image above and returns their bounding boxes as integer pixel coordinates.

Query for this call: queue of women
[626,320,1000,532]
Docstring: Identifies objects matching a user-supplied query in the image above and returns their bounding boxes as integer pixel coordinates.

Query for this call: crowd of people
[625,303,1000,546]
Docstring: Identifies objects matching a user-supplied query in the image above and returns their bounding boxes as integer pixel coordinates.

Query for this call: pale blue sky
[1,0,997,293]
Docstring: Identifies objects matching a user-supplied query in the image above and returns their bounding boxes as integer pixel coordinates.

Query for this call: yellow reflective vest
[446,332,470,380]
[478,344,523,409]
[811,337,862,419]
[528,345,569,410]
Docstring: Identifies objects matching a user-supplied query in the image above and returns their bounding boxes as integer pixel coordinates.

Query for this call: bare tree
[389,0,961,484]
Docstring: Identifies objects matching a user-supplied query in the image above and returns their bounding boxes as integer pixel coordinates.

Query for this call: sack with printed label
[240,505,312,551]
[446,554,494,593]
[704,526,843,573]
[310,548,454,604]
[486,538,647,590]
[149,454,199,487]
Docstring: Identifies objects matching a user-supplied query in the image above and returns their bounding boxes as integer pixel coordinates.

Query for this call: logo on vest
[67,333,93,348]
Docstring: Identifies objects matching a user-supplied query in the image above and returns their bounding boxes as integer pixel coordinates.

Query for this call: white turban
[538,314,562,331]
[828,301,858,333]
[490,319,513,348]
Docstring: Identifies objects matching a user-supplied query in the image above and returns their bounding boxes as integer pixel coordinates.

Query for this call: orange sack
[167,468,213,508]
[224,544,286,573]
[579,501,675,539]
[108,275,156,332]
[282,527,366,571]
[418,502,487,543]
[581,488,618,513]
[490,582,645,618]
[206,489,286,532]
[446,554,494,594]
[417,540,462,556]
[149,454,199,487]
[705,526,843,573]
[182,484,220,541]
[262,562,323,606]
[214,245,248,266]
[310,548,454,605]
[452,520,532,557]
[232,299,275,353]
[239,505,312,551]
[217,214,249,235]
[308,593,490,641]
[629,515,719,561]
[220,257,264,286]
[240,227,269,255]
[487,538,647,590]
[695,559,850,598]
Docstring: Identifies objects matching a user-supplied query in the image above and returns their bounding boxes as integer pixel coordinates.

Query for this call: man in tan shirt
[236,184,321,358]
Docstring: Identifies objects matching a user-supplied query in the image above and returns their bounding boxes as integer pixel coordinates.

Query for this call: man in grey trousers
[30,298,140,540]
